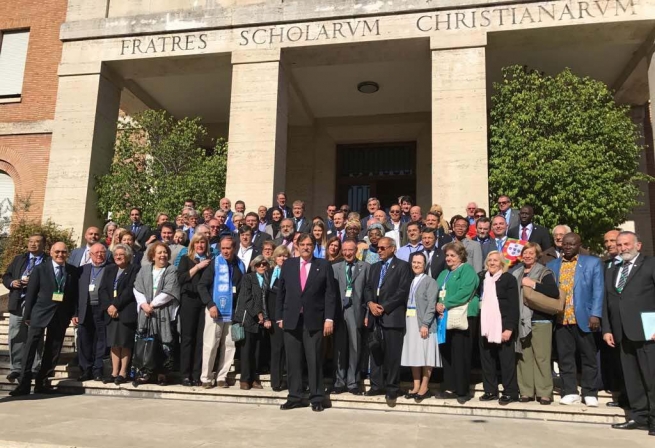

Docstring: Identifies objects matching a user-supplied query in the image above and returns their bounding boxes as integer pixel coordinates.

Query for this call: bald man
[10,242,79,396]
[69,227,101,267]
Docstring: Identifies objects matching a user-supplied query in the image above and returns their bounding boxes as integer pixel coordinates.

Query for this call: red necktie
[521,227,528,241]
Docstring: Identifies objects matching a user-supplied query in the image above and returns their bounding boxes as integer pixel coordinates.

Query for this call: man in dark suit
[10,242,79,396]
[74,243,111,382]
[484,215,508,261]
[332,239,369,395]
[276,233,336,412]
[244,212,272,250]
[126,207,151,251]
[325,204,338,233]
[360,197,381,233]
[602,231,655,435]
[236,226,261,272]
[291,200,311,234]
[364,236,412,405]
[508,205,551,250]
[267,191,292,221]
[497,195,520,230]
[2,233,47,382]
[421,228,446,280]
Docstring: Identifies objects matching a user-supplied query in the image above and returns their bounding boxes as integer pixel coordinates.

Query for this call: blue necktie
[496,239,503,252]
[378,261,389,288]
[56,265,63,283]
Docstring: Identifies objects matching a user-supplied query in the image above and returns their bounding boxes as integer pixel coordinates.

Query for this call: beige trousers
[200,309,235,383]
[517,321,554,398]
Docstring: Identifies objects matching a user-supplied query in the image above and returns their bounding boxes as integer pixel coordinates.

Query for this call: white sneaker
[559,394,582,405]
[584,396,599,407]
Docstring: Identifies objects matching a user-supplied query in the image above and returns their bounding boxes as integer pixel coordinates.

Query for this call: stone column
[431,34,488,219]
[42,67,121,242]
[226,49,288,210]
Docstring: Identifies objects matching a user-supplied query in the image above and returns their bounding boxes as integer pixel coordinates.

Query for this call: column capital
[430,32,487,51]
[231,49,282,65]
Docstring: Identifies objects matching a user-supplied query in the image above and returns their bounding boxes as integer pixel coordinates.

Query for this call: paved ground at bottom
[0,393,651,448]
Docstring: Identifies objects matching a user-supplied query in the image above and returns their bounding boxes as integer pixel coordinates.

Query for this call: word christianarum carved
[416,0,636,31]
[121,33,208,55]
[239,20,380,46]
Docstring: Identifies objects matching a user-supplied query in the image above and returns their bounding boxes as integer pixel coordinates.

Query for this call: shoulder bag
[230,279,247,343]
[446,288,476,331]
[522,270,565,315]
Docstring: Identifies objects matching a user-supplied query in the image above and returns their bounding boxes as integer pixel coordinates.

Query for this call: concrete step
[0,335,75,347]
[0,326,76,337]
[38,379,624,425]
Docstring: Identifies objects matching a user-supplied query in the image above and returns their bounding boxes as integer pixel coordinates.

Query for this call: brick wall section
[0,0,67,122]
[0,135,51,221]
[0,0,66,223]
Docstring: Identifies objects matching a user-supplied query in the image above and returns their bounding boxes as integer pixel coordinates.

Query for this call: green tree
[0,194,75,273]
[95,110,227,226]
[489,65,650,251]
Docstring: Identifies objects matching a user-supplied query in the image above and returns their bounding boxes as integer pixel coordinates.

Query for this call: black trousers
[599,335,625,394]
[18,315,69,389]
[554,324,598,397]
[369,326,404,395]
[77,304,107,376]
[179,297,205,381]
[620,336,655,425]
[268,324,286,389]
[479,333,519,398]
[241,328,263,383]
[284,318,324,404]
[442,316,477,397]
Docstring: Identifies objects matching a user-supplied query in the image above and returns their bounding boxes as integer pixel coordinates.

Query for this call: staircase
[0,312,626,424]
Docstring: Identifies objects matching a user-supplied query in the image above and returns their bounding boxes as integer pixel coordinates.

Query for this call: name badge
[88,284,96,292]
[113,290,118,298]
[52,292,64,302]
[345,289,352,298]
[232,286,237,294]
[438,290,446,299]
[377,288,381,296]
[406,308,417,317]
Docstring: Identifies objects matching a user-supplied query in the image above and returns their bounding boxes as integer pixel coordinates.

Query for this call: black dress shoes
[385,392,397,407]
[414,391,432,403]
[649,426,655,436]
[348,388,363,396]
[365,389,385,397]
[479,393,498,402]
[280,401,308,410]
[77,371,93,382]
[311,403,324,412]
[9,385,30,397]
[404,391,418,400]
[182,378,193,387]
[611,420,649,430]
[331,386,347,395]
[499,395,518,405]
[6,372,20,383]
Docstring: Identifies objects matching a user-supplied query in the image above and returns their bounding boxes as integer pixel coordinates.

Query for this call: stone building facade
[3,0,655,251]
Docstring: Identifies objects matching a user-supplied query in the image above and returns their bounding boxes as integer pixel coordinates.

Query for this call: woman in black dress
[177,233,212,386]
[100,244,140,385]
[265,245,290,391]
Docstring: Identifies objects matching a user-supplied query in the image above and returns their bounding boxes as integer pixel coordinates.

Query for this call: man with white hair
[539,224,571,264]
[602,231,655,436]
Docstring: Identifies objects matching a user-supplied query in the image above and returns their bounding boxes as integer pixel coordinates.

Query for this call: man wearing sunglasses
[497,195,520,229]
[10,242,79,396]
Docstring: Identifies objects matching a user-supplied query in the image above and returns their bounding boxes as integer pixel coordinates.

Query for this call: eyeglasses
[474,214,485,218]
[53,250,68,254]
[377,246,389,251]
[255,262,269,267]
[389,210,401,214]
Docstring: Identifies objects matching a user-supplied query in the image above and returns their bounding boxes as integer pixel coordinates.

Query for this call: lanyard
[55,269,65,293]
[90,265,105,285]
[24,255,43,276]
[408,274,425,308]
[345,263,354,288]
[440,266,460,291]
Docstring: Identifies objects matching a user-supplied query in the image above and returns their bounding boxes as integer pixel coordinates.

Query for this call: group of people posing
[3,193,654,434]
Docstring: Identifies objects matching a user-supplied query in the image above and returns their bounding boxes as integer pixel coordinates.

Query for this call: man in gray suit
[69,226,101,267]
[497,195,520,230]
[332,239,369,395]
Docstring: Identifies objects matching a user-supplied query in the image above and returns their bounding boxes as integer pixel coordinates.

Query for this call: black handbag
[133,318,159,372]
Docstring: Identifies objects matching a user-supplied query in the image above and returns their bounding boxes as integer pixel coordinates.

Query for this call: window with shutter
[0,171,15,236]
[0,30,30,99]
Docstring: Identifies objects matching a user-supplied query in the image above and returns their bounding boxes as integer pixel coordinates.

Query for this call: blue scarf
[212,256,245,322]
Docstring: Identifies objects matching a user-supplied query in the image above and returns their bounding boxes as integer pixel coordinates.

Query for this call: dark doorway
[335,142,416,215]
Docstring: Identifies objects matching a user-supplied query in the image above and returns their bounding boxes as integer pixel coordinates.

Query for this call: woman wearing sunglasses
[235,254,271,390]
